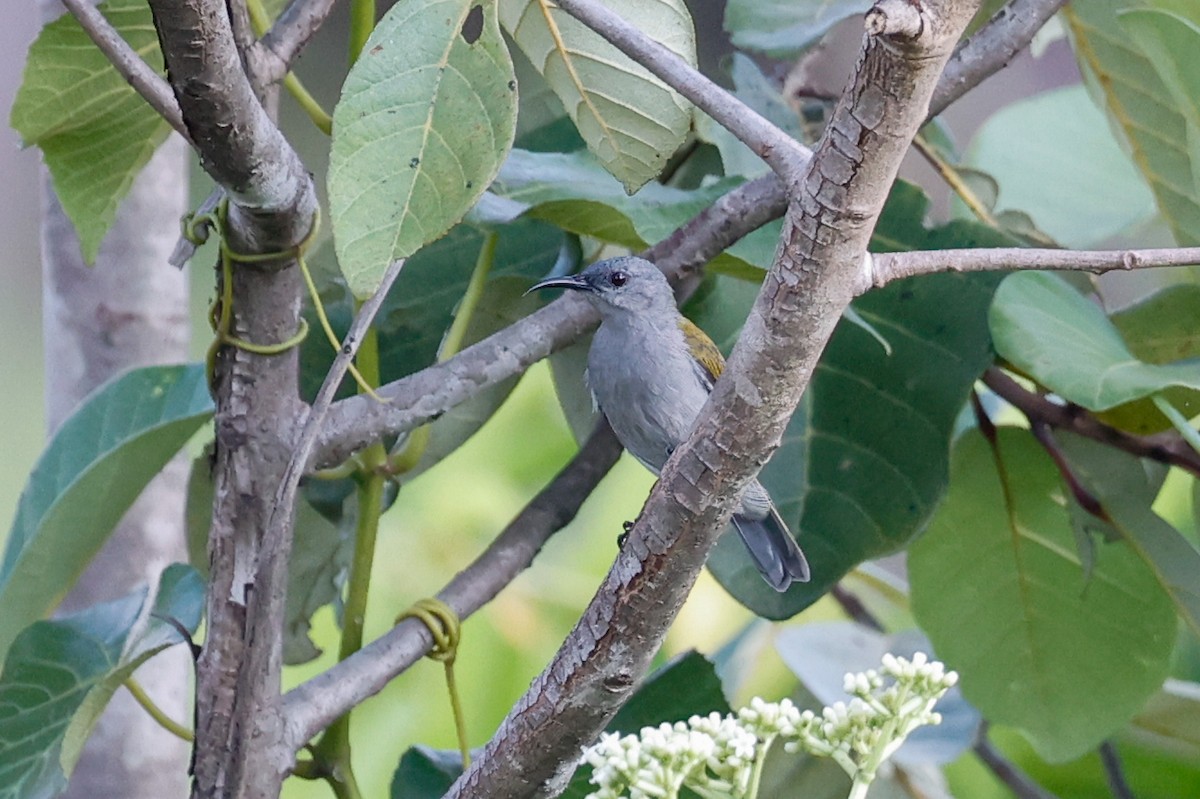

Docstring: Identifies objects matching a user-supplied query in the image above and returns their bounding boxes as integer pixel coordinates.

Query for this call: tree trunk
[41,115,193,795]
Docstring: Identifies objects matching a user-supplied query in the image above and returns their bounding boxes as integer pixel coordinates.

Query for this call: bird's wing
[679,317,724,393]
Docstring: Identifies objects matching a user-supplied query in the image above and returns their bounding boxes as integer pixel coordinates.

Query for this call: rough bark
[147,0,317,794]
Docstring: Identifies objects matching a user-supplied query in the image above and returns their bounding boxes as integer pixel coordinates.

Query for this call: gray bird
[529,256,810,591]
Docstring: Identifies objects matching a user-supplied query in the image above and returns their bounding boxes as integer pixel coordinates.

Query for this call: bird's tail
[730,507,810,592]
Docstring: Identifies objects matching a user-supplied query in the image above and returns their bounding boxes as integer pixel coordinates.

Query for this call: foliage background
[1,3,1196,798]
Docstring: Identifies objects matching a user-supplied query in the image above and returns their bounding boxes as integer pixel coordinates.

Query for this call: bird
[527,256,810,591]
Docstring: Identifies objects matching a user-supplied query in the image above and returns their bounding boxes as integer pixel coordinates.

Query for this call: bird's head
[526,256,676,318]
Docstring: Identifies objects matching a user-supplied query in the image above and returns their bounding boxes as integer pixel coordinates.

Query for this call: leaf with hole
[329,0,517,298]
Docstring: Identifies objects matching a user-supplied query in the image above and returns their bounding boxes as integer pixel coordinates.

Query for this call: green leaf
[328,0,517,299]
[965,85,1157,247]
[909,429,1176,763]
[723,0,871,58]
[0,365,213,660]
[499,0,695,192]
[9,0,172,263]
[0,564,203,798]
[989,271,1200,411]
[1059,435,1200,638]
[492,148,761,279]
[390,746,463,799]
[1104,283,1200,433]
[703,181,1017,617]
[1065,1,1200,245]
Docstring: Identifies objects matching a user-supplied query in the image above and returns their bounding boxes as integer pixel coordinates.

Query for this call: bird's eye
[610,271,628,287]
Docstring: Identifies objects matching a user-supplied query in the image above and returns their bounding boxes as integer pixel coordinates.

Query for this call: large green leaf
[989,271,1200,412]
[1065,0,1200,245]
[702,182,1016,618]
[0,365,213,659]
[499,0,695,192]
[965,85,1157,248]
[9,0,172,263]
[0,564,204,799]
[909,429,1175,763]
[329,0,517,299]
[723,0,871,58]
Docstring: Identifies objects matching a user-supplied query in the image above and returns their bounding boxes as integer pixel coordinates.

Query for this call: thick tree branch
[448,2,985,796]
[555,0,811,185]
[281,422,623,750]
[150,0,316,248]
[983,368,1200,478]
[865,247,1200,291]
[147,0,319,796]
[312,0,1067,472]
[931,0,1069,113]
[59,0,189,141]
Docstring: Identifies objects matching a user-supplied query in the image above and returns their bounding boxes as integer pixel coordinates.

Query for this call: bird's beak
[524,274,591,296]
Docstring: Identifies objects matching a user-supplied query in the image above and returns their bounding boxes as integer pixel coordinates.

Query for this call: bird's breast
[587,320,710,473]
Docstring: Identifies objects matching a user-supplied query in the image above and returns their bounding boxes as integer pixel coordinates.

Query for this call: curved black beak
[524,274,590,296]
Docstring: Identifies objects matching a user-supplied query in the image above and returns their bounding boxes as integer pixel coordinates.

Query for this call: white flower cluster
[582,653,957,799]
[789,652,959,790]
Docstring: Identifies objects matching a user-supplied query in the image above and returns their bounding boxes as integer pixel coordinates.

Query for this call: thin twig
[975,724,1063,799]
[59,0,190,141]
[866,247,1200,291]
[1099,741,1137,799]
[282,421,623,749]
[554,0,811,185]
[983,368,1200,479]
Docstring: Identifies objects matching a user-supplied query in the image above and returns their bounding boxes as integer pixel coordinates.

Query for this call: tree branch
[555,0,811,185]
[281,422,623,750]
[975,724,1062,799]
[252,0,339,86]
[931,0,1069,114]
[983,368,1200,478]
[149,0,316,247]
[448,2,986,796]
[59,0,189,141]
[865,247,1200,291]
